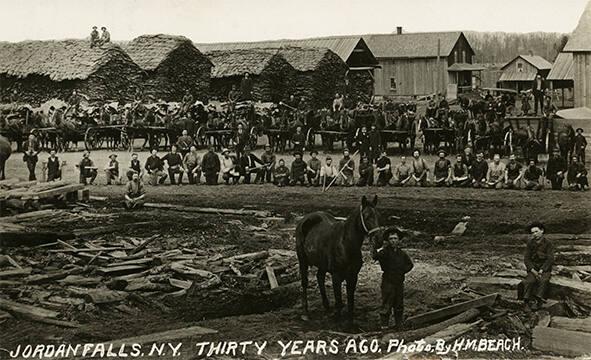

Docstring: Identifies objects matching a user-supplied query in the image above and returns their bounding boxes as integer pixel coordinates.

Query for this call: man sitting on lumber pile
[521,222,554,311]
[372,228,414,330]
[125,173,145,209]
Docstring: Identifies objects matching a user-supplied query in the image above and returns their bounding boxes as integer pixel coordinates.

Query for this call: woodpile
[0,179,86,214]
[124,34,212,102]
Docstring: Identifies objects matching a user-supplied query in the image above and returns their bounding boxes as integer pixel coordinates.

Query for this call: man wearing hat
[259,144,276,184]
[239,147,264,184]
[306,150,321,186]
[486,154,505,189]
[290,151,307,186]
[201,146,220,185]
[504,154,523,189]
[90,26,99,47]
[532,74,545,115]
[339,149,355,186]
[546,149,567,190]
[574,128,587,164]
[433,149,451,187]
[470,151,488,188]
[104,153,120,185]
[221,148,239,185]
[126,153,142,181]
[452,154,470,187]
[78,151,98,185]
[100,26,110,44]
[522,222,554,311]
[567,155,589,191]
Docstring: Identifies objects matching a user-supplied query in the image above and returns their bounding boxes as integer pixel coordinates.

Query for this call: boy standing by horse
[372,228,414,330]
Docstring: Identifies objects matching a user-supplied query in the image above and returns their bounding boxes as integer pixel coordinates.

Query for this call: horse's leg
[299,260,310,321]
[346,274,359,324]
[317,269,330,312]
[332,274,344,319]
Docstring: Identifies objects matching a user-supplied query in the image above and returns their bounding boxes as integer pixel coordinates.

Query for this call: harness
[359,206,380,235]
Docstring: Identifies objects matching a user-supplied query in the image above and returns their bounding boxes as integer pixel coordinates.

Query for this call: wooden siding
[448,34,475,66]
[573,52,591,108]
[374,58,448,96]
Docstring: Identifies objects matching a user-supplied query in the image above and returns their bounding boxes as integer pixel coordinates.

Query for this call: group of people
[89,26,110,47]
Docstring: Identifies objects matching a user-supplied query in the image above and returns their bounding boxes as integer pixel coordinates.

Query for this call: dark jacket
[145,155,163,172]
[202,152,221,173]
[470,160,488,181]
[372,246,414,279]
[291,159,307,178]
[524,236,554,272]
[240,153,263,173]
[163,153,183,167]
[546,156,567,177]
[568,162,588,183]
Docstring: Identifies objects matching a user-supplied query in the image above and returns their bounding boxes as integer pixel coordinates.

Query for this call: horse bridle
[359,206,380,235]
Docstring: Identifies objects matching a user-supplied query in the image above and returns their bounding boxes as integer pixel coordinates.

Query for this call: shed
[206,49,296,103]
[497,55,552,92]
[564,0,591,109]
[0,40,144,105]
[124,34,212,101]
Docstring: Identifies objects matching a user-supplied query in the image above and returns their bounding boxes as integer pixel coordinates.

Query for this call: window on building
[390,77,397,91]
[462,50,466,63]
[517,62,523,72]
[455,51,459,63]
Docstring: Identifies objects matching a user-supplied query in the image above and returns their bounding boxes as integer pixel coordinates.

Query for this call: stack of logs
[0,179,87,214]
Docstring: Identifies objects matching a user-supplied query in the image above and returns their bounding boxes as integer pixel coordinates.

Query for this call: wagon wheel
[248,126,258,149]
[306,127,315,148]
[84,127,103,150]
[120,128,131,151]
[195,126,207,147]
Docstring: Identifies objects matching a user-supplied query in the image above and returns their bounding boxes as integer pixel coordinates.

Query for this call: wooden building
[124,34,212,101]
[0,40,144,105]
[363,31,479,97]
[547,52,574,108]
[563,0,591,109]
[497,55,552,92]
[196,36,378,104]
[205,49,296,103]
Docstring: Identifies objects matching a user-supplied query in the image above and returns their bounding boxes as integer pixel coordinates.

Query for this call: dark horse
[296,195,382,322]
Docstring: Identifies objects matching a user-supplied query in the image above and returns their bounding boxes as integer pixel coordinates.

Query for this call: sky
[0,0,587,43]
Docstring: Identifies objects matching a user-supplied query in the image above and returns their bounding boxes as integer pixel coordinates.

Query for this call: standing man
[127,153,143,181]
[124,173,146,210]
[505,154,523,189]
[411,149,428,187]
[393,156,412,186]
[233,124,248,160]
[375,150,393,186]
[320,157,338,188]
[357,155,374,187]
[202,146,220,185]
[532,75,545,116]
[176,129,194,159]
[356,126,370,159]
[470,151,488,188]
[567,156,589,191]
[104,154,120,185]
[227,84,240,113]
[46,150,61,182]
[240,72,253,101]
[522,222,554,311]
[546,149,567,190]
[574,128,587,164]
[433,149,451,187]
[486,154,506,189]
[259,144,276,184]
[368,124,382,162]
[372,228,414,329]
[163,145,184,185]
[452,154,470,187]
[290,151,307,186]
[23,147,39,181]
[144,149,167,185]
[184,145,201,184]
[78,151,98,185]
[524,159,543,190]
[306,150,321,186]
[339,149,355,186]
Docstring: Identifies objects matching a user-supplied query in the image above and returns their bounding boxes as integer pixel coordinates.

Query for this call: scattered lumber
[532,326,591,357]
[108,325,217,347]
[223,251,269,263]
[0,230,74,247]
[405,293,498,328]
[0,298,58,319]
[26,268,82,285]
[169,278,193,290]
[48,247,127,253]
[97,265,148,276]
[131,234,160,255]
[144,202,271,217]
[423,320,484,344]
[550,316,591,333]
[69,288,128,304]
[73,222,153,237]
[0,267,32,279]
[266,266,279,289]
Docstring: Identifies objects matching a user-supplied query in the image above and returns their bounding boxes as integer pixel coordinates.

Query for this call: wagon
[380,129,415,153]
[84,125,170,151]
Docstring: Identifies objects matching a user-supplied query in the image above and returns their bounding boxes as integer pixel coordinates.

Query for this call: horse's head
[359,195,382,242]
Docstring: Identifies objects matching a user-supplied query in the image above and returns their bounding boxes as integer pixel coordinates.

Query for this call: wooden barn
[363,31,480,97]
[196,36,378,104]
[564,0,591,109]
[0,40,144,105]
[547,52,574,108]
[497,55,552,92]
[205,49,296,103]
[124,34,212,101]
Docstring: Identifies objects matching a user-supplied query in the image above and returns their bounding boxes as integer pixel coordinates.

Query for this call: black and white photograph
[0,0,590,358]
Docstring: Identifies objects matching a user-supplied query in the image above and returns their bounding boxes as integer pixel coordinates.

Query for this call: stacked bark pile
[0,179,87,214]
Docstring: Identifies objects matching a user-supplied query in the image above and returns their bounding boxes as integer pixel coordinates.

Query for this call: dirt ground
[1,148,590,359]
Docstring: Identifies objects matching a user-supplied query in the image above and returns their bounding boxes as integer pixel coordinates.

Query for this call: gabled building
[497,55,552,92]
[563,0,591,109]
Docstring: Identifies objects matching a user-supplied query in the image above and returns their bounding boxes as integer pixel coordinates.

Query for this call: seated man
[163,145,185,185]
[183,145,202,184]
[357,155,374,186]
[375,150,393,186]
[339,149,355,186]
[126,153,142,181]
[274,159,290,187]
[521,222,554,311]
[433,149,451,187]
[546,149,567,190]
[202,146,220,185]
[124,173,146,210]
[320,157,338,188]
[259,144,276,184]
[290,151,307,186]
[504,154,523,189]
[470,151,488,188]
[393,156,412,186]
[306,150,321,186]
[567,156,589,191]
[104,154,120,185]
[411,150,428,187]
[78,151,98,185]
[239,147,263,184]
[524,159,543,191]
[486,154,505,189]
[451,154,470,187]
[221,148,240,185]
[145,149,167,186]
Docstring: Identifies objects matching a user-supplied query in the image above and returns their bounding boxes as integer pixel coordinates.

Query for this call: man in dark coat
[372,228,414,329]
[524,159,543,191]
[574,128,587,164]
[163,145,185,185]
[567,156,589,191]
[240,72,253,101]
[176,129,194,159]
[522,222,554,310]
[375,150,392,186]
[202,146,221,185]
[104,154,120,185]
[274,159,290,187]
[291,126,306,153]
[127,153,142,181]
[45,150,61,182]
[532,75,546,115]
[78,151,98,185]
[368,124,382,162]
[259,144,276,184]
[470,151,488,188]
[546,149,567,190]
[290,151,307,186]
[357,155,374,186]
[239,148,263,184]
[90,26,99,47]
[145,149,167,185]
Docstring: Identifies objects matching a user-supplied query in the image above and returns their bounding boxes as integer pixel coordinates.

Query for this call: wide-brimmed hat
[576,128,584,133]
[221,148,230,154]
[310,150,318,155]
[293,151,302,157]
[264,144,271,149]
[437,148,447,156]
[109,154,117,159]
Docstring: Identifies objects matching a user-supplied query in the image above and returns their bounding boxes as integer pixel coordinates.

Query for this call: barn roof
[498,71,537,82]
[206,49,285,78]
[547,52,574,81]
[273,47,343,72]
[196,36,375,65]
[501,55,552,71]
[362,32,466,59]
[0,39,133,81]
[564,1,591,52]
[124,34,210,71]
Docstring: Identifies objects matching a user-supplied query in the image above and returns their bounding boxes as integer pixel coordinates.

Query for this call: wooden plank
[4,255,22,269]
[73,222,153,237]
[550,316,591,333]
[405,293,498,328]
[423,320,484,344]
[0,298,58,319]
[0,267,32,279]
[69,288,128,304]
[97,265,148,276]
[532,326,591,357]
[20,184,85,200]
[143,202,271,217]
[25,268,82,285]
[106,258,156,268]
[266,266,279,289]
[168,278,193,290]
[108,326,218,347]
[48,247,127,253]
[131,235,159,255]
